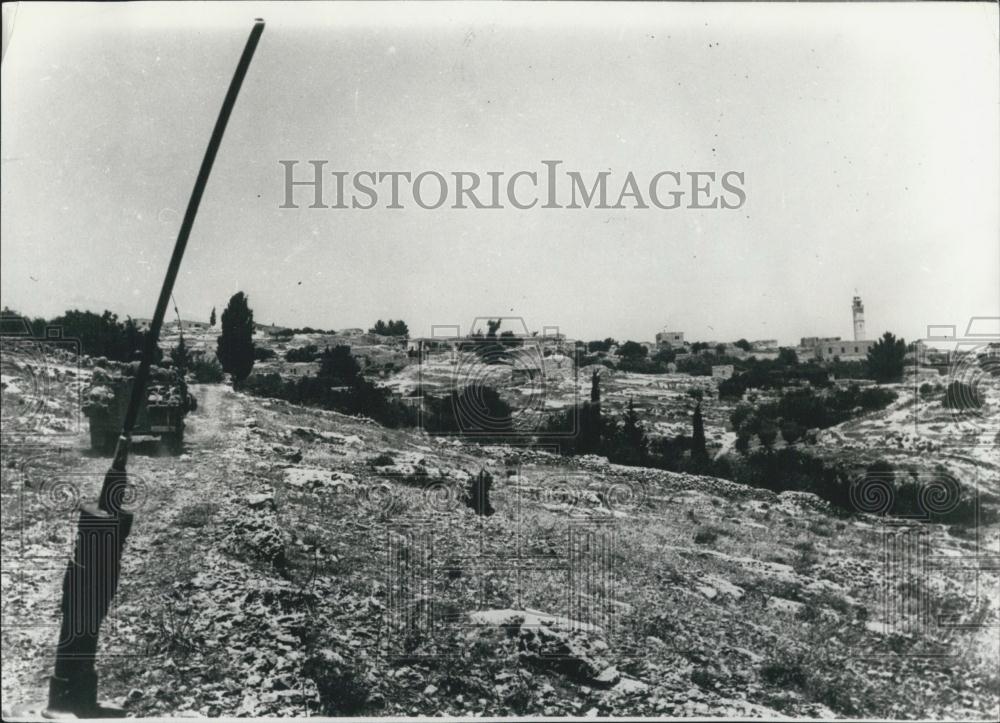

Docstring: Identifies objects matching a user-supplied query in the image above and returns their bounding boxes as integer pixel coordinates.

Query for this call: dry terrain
[2,341,998,718]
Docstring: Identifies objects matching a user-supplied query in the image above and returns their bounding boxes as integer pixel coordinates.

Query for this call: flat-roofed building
[655,330,685,348]
[815,339,876,361]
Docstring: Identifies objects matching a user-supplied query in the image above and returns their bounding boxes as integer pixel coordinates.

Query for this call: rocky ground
[2,349,998,717]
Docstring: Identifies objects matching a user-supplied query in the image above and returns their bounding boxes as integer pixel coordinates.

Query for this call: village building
[655,330,685,348]
[804,295,876,360]
[800,336,841,349]
[711,364,735,379]
[814,340,876,361]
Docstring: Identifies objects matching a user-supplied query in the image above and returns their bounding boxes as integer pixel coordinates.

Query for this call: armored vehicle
[83,361,196,453]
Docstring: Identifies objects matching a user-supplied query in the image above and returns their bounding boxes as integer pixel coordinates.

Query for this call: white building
[655,330,685,348]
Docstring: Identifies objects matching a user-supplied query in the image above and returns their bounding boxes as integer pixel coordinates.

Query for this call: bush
[943,380,982,410]
[676,355,713,376]
[241,367,417,429]
[618,340,647,360]
[587,338,617,353]
[693,525,725,545]
[617,357,669,374]
[189,353,224,383]
[285,344,319,362]
[318,345,362,385]
[423,385,513,438]
[302,648,369,716]
[780,419,804,445]
[464,469,495,516]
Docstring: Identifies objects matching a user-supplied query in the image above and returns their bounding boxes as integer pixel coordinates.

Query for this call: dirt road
[1,383,252,713]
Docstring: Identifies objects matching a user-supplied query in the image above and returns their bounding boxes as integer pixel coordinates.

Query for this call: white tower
[852,295,865,341]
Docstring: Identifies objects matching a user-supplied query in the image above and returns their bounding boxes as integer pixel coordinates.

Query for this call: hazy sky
[2,1,998,344]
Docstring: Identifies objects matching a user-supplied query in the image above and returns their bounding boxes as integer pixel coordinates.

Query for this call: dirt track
[1,383,248,712]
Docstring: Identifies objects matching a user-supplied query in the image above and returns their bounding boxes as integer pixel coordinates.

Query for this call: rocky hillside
[1,350,998,718]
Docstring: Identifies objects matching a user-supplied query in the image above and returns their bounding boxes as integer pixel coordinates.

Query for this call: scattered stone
[593,666,621,688]
[696,584,719,600]
[247,492,275,509]
[767,597,805,615]
[272,444,302,463]
[612,676,650,695]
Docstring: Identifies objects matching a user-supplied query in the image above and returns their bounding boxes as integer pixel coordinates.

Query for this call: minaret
[852,295,865,341]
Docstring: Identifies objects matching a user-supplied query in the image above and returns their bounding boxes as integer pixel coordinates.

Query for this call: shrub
[587,338,617,353]
[618,341,647,360]
[676,355,713,376]
[943,380,982,410]
[285,344,319,362]
[693,525,725,545]
[757,421,778,449]
[301,648,369,716]
[464,469,495,516]
[318,345,361,385]
[189,353,224,383]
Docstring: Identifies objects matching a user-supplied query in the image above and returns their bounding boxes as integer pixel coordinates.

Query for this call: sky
[2,1,998,345]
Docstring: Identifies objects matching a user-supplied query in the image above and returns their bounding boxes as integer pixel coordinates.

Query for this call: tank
[82,361,196,454]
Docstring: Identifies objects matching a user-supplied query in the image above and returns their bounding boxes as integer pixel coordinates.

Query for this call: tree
[369,319,409,337]
[216,292,255,383]
[618,341,647,360]
[758,421,778,449]
[944,380,982,410]
[286,344,319,362]
[465,469,495,516]
[209,307,216,327]
[867,331,906,383]
[621,398,647,463]
[780,419,804,445]
[317,345,361,386]
[42,309,159,363]
[676,355,712,376]
[587,338,617,353]
[579,371,604,454]
[170,334,193,371]
[735,339,752,352]
[778,347,799,366]
[691,402,708,463]
[652,346,676,365]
